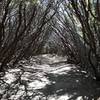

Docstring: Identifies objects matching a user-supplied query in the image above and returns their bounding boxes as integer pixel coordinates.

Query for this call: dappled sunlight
[47,94,72,100]
[28,80,49,90]
[32,54,67,65]
[0,0,100,99]
[3,73,15,84]
[57,94,72,100]
[50,64,75,75]
[0,54,100,100]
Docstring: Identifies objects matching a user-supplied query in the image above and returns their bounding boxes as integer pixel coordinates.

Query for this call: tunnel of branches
[0,0,100,100]
[0,0,100,81]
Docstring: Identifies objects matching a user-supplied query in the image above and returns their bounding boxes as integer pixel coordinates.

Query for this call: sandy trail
[0,54,100,100]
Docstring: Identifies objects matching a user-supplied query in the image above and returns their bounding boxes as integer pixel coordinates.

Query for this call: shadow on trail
[40,68,100,100]
[0,54,100,100]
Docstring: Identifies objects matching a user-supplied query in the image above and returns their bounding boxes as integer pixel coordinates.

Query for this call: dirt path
[0,54,100,100]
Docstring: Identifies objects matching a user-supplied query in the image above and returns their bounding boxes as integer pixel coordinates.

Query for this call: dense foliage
[0,0,100,80]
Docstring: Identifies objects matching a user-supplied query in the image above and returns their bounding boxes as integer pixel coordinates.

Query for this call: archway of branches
[0,0,100,100]
[0,0,100,82]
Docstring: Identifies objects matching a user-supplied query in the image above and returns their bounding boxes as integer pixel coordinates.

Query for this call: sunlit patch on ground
[50,64,75,75]
[0,54,100,100]
[28,80,49,89]
[3,73,15,84]
[46,94,71,100]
